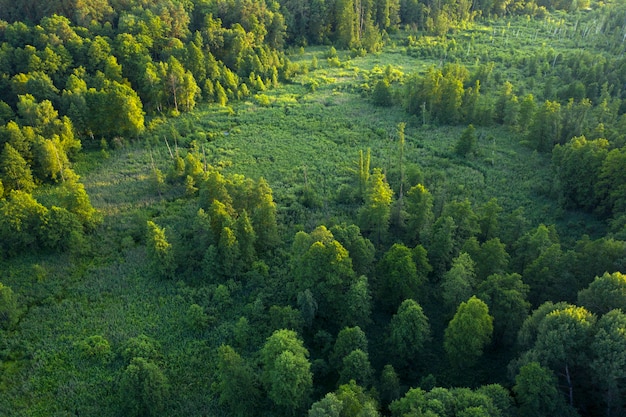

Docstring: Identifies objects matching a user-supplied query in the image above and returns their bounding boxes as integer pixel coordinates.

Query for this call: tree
[235,210,257,267]
[533,305,596,407]
[0,282,18,330]
[376,243,422,311]
[469,238,510,281]
[251,177,279,253]
[332,326,369,369]
[0,142,35,194]
[120,357,169,417]
[344,275,373,328]
[146,220,175,279]
[428,215,457,278]
[513,362,567,417]
[330,224,375,277]
[527,100,561,152]
[578,272,626,315]
[441,252,476,313]
[261,330,312,414]
[359,168,393,244]
[339,349,374,387]
[335,380,381,417]
[0,190,48,256]
[295,228,357,327]
[477,273,530,345]
[597,147,626,217]
[309,392,343,417]
[552,136,608,212]
[404,183,434,245]
[455,124,477,157]
[477,198,502,242]
[590,310,626,417]
[444,296,493,367]
[388,299,431,366]
[372,79,393,107]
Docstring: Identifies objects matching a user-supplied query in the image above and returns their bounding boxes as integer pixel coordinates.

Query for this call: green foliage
[444,296,493,368]
[359,168,393,244]
[146,220,175,279]
[404,183,434,245]
[455,124,477,157]
[552,136,608,212]
[339,349,374,387]
[477,273,530,346]
[376,243,423,311]
[372,79,393,107]
[261,329,312,413]
[215,345,261,417]
[0,142,35,194]
[441,252,476,313]
[513,362,566,417]
[0,282,19,330]
[332,326,369,369]
[120,356,170,417]
[578,272,626,315]
[76,335,112,362]
[590,310,626,416]
[388,299,431,366]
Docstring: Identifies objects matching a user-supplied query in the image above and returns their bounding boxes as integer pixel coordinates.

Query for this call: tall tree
[0,142,35,194]
[261,329,312,414]
[358,167,393,244]
[376,243,422,311]
[444,296,493,368]
[590,309,626,417]
[388,299,431,366]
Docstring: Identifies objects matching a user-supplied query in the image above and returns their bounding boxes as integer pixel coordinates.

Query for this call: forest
[0,0,626,416]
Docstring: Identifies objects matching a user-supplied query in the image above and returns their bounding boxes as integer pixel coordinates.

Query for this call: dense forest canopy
[1,0,626,416]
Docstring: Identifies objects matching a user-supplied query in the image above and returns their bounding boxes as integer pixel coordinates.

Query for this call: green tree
[477,273,530,345]
[335,380,381,417]
[597,147,626,217]
[455,124,477,157]
[533,305,596,407]
[215,345,261,417]
[332,326,369,369]
[477,198,502,242]
[372,79,393,107]
[404,183,434,245]
[0,142,35,194]
[120,357,169,417]
[0,282,18,330]
[146,220,175,279]
[518,93,536,134]
[527,100,561,152]
[578,272,626,315]
[376,243,423,311]
[261,329,312,414]
[513,362,567,417]
[218,226,241,278]
[330,224,375,276]
[552,136,608,212]
[441,252,476,313]
[388,299,431,366]
[251,177,279,253]
[344,275,373,328]
[359,168,393,244]
[0,190,48,256]
[235,210,257,267]
[339,349,374,387]
[309,392,343,417]
[590,309,626,417]
[444,296,493,367]
[428,215,457,278]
